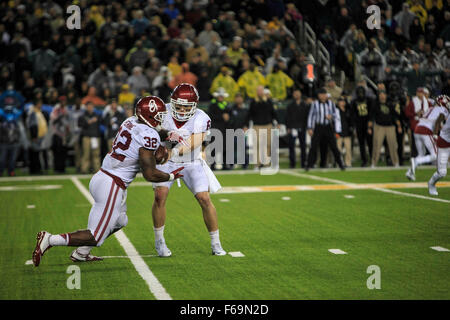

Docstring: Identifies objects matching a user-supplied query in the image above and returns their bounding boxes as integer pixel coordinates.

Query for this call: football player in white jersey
[151,83,227,256]
[406,95,450,181]
[428,95,450,196]
[32,96,184,266]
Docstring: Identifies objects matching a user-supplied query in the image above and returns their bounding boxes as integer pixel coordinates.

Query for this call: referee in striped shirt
[305,88,345,170]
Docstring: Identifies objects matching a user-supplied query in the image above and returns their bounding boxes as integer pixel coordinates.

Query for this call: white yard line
[280,170,450,204]
[0,185,62,191]
[70,177,172,300]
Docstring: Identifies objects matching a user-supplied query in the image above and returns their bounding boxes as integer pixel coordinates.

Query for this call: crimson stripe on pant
[429,135,437,154]
[94,181,115,239]
[97,183,120,242]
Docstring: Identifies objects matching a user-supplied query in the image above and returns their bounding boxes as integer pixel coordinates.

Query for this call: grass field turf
[0,167,448,299]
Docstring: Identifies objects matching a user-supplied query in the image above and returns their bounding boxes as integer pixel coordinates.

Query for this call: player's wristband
[168,173,175,181]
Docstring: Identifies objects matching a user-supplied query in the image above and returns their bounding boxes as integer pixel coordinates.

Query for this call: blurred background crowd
[0,0,449,175]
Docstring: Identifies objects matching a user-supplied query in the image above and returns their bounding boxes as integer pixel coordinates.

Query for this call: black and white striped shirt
[307,99,342,133]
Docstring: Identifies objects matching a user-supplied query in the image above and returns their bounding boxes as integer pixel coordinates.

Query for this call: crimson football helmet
[435,95,450,110]
[135,96,167,128]
[170,83,199,121]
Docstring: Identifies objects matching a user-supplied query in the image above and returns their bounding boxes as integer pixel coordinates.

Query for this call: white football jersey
[417,106,449,132]
[439,112,450,143]
[161,103,211,163]
[101,116,161,187]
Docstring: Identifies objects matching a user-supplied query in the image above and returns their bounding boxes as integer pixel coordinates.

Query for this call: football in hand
[154,145,169,164]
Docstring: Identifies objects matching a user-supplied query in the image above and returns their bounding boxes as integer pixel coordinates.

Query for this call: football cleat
[155,239,172,257]
[32,231,52,267]
[428,181,438,196]
[405,168,415,181]
[70,249,104,262]
[211,243,226,256]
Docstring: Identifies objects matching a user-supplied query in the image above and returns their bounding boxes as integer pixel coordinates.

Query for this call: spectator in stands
[324,77,343,104]
[0,103,22,176]
[152,66,173,101]
[78,101,101,174]
[394,3,415,41]
[111,64,128,96]
[87,62,114,97]
[386,62,443,96]
[127,66,150,97]
[103,99,126,148]
[226,36,246,68]
[26,99,49,174]
[286,89,309,168]
[247,85,278,168]
[265,63,294,102]
[0,83,25,110]
[229,92,249,169]
[359,39,384,83]
[49,96,70,173]
[208,87,230,170]
[210,66,238,103]
[118,84,136,108]
[237,63,266,99]
[198,21,222,57]
[369,90,401,168]
[81,86,106,108]
[29,40,57,82]
[336,97,353,168]
[169,63,198,89]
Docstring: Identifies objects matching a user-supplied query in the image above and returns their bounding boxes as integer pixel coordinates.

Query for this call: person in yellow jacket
[226,36,246,67]
[118,84,136,107]
[409,0,428,27]
[237,64,266,99]
[210,66,239,103]
[265,65,294,101]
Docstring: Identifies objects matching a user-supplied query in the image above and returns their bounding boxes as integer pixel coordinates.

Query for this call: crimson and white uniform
[153,104,221,194]
[435,115,450,178]
[414,106,449,165]
[88,116,160,245]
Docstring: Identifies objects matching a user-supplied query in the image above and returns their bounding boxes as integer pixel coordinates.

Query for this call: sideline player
[151,83,226,256]
[406,95,450,181]
[428,95,450,196]
[32,96,184,266]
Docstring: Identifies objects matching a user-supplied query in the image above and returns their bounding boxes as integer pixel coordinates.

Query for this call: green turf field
[0,167,449,299]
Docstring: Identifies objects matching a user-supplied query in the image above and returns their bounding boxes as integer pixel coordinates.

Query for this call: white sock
[76,246,93,256]
[154,226,165,241]
[429,172,442,186]
[209,230,220,245]
[49,234,70,246]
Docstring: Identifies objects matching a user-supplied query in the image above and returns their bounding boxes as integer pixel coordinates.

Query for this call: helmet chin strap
[137,113,160,129]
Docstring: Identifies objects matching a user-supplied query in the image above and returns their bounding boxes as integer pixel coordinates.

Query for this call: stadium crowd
[0,0,450,176]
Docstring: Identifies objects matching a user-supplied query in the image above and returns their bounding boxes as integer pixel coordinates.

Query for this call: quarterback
[32,96,184,266]
[152,83,226,256]
[428,95,450,196]
[406,95,450,181]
